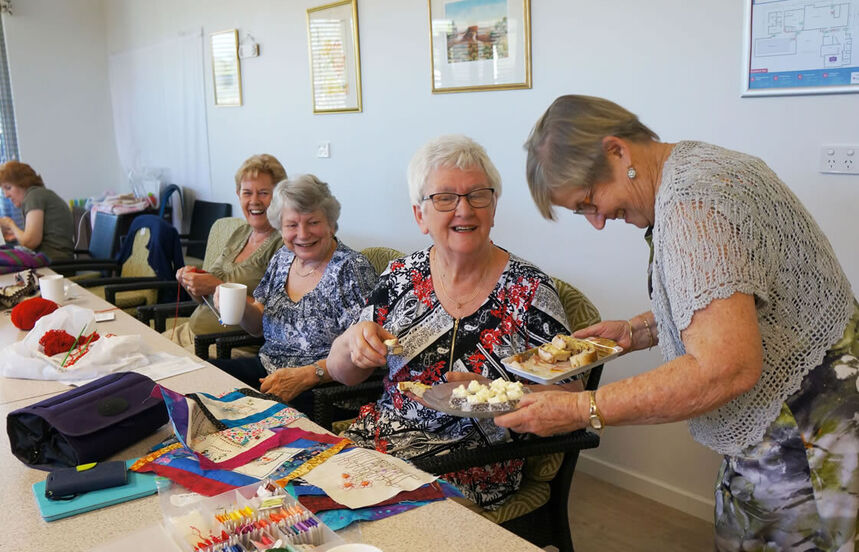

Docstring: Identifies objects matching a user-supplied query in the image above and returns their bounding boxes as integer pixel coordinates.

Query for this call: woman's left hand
[259,366,314,402]
[494,390,587,436]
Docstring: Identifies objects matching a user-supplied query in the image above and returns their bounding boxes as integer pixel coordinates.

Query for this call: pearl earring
[627,166,637,180]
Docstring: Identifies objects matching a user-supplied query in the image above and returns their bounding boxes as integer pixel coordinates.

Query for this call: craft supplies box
[158,479,345,552]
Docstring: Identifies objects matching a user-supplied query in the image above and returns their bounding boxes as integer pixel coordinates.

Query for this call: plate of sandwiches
[397,379,528,418]
[501,335,623,385]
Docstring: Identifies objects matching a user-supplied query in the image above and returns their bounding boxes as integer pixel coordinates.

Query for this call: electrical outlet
[316,141,331,159]
[819,145,859,174]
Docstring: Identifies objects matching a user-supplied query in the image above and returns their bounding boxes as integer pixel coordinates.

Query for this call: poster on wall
[306,0,363,113]
[742,0,859,96]
[428,0,531,93]
[210,29,243,106]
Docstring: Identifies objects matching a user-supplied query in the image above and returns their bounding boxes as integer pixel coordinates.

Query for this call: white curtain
[108,30,211,210]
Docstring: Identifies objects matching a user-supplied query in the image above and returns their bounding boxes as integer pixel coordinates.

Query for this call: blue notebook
[32,459,158,521]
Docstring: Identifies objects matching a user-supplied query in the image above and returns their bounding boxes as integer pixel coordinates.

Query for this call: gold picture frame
[306,0,363,113]
[210,29,242,106]
[428,0,531,93]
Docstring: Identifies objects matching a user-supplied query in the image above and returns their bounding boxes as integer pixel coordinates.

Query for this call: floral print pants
[715,303,859,551]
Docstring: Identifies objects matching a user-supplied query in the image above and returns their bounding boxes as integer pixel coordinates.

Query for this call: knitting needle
[200,294,221,320]
[59,324,87,369]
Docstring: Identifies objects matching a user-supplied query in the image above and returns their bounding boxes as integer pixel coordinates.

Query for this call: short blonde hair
[234,154,287,193]
[407,134,502,208]
[525,95,658,220]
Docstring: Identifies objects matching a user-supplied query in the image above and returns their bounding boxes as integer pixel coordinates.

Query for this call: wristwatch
[312,362,325,382]
[588,390,605,431]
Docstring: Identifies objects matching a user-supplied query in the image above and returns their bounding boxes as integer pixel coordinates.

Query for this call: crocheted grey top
[651,141,853,455]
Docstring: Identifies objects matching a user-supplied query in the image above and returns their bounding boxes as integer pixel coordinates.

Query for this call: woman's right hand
[176,267,222,298]
[573,320,633,353]
[345,321,396,369]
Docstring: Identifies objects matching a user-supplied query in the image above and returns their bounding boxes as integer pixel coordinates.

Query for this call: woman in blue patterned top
[213,174,377,411]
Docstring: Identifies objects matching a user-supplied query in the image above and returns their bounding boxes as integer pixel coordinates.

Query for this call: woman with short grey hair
[213,174,376,411]
[496,94,859,549]
[267,173,341,232]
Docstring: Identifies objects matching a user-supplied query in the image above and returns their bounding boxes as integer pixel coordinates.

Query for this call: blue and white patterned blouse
[253,240,377,373]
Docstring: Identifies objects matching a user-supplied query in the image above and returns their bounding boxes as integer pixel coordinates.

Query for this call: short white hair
[267,174,341,231]
[407,134,502,207]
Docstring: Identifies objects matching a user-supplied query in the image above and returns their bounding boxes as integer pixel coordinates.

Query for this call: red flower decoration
[480,328,502,352]
[375,306,389,325]
[410,270,434,308]
[467,352,486,372]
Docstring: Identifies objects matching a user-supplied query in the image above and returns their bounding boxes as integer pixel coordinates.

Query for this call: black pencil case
[45,460,128,499]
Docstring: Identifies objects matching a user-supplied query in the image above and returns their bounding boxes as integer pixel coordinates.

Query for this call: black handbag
[7,371,168,470]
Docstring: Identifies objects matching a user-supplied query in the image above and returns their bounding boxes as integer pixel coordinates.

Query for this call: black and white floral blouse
[344,246,570,509]
[254,240,377,372]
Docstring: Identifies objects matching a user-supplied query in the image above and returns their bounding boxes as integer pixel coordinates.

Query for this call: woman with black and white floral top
[327,135,574,510]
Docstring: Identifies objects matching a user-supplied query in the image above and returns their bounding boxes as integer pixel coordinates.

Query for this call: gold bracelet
[642,318,654,349]
[626,319,634,347]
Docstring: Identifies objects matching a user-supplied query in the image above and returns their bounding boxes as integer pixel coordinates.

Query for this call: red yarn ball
[11,297,60,330]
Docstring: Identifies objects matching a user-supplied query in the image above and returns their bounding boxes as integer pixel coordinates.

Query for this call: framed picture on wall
[307,0,363,113]
[210,29,242,106]
[428,0,531,93]
[741,0,859,97]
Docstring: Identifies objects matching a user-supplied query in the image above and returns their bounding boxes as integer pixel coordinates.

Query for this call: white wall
[3,0,121,200]
[10,0,859,522]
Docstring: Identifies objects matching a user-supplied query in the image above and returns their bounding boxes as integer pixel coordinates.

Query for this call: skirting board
[577,452,715,523]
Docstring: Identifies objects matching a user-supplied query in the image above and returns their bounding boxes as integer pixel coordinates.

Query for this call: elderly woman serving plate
[326,135,577,510]
[495,95,859,550]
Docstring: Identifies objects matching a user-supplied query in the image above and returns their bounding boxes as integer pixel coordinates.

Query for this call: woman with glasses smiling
[326,134,575,510]
[495,95,859,549]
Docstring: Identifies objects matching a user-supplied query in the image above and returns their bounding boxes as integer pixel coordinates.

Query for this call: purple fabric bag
[6,372,168,470]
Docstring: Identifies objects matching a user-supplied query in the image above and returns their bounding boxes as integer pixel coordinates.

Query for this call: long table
[0,271,542,552]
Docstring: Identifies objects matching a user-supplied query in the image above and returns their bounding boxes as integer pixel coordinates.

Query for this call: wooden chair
[312,276,601,552]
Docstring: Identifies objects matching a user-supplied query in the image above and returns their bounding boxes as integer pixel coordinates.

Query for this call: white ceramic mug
[217,282,247,325]
[39,274,68,303]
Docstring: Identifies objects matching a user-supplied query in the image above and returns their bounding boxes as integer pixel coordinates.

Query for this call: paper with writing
[301,448,436,509]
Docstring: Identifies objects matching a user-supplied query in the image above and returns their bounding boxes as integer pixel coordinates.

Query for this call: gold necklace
[248,229,274,247]
[431,247,490,309]
[294,240,335,278]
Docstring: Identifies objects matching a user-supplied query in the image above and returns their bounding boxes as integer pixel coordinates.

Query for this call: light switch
[317,142,331,159]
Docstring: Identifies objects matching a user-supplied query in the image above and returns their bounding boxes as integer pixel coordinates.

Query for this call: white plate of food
[501,335,622,385]
[398,380,529,418]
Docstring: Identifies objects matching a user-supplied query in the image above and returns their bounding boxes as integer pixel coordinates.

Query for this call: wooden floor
[565,472,715,552]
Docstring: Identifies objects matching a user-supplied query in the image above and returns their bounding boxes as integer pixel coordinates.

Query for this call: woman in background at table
[0,161,73,262]
[170,154,286,354]
[213,174,376,411]
[326,135,574,510]
[496,94,859,550]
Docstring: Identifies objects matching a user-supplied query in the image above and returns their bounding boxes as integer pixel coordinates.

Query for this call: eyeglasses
[571,186,597,215]
[421,187,496,212]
